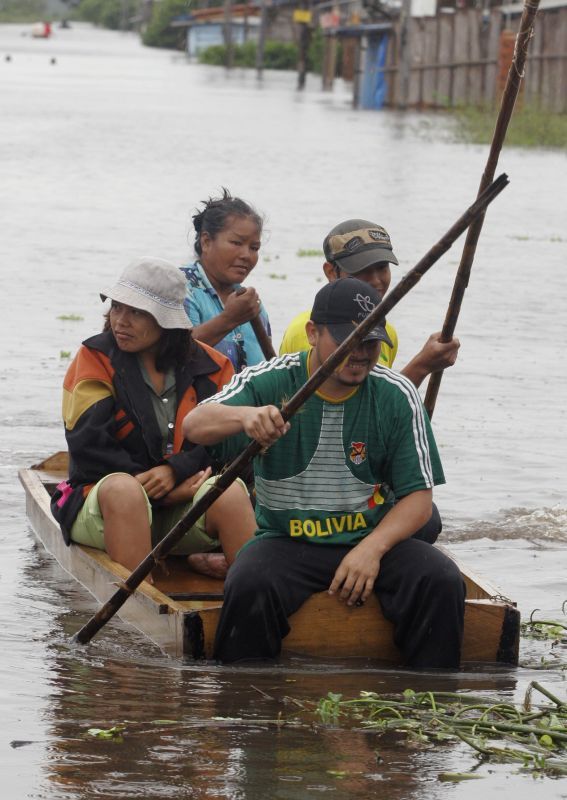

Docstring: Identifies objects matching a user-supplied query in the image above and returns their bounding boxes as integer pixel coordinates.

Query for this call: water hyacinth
[315,682,567,778]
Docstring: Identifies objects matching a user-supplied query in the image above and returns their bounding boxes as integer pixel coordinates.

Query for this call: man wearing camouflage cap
[280,219,460,387]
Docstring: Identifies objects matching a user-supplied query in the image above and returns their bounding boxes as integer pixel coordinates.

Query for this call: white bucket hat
[101,257,192,330]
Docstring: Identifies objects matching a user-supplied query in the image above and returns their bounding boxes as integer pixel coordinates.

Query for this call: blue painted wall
[361,34,388,110]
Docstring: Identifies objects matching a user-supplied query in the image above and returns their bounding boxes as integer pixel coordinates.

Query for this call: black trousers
[213,536,465,669]
[412,502,442,544]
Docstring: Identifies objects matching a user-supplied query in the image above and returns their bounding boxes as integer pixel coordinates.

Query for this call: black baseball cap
[310,277,393,347]
[323,218,399,274]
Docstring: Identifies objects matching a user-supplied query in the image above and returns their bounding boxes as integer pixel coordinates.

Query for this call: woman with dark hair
[181,189,272,372]
[52,257,256,580]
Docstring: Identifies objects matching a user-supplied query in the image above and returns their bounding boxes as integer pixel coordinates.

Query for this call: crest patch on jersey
[349,441,367,465]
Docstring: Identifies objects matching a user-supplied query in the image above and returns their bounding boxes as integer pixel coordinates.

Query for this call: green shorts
[69,473,247,556]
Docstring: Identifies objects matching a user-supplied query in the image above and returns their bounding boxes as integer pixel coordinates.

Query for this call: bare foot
[187,552,228,580]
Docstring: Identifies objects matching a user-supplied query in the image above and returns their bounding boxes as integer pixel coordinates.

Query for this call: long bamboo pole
[250,315,277,360]
[423,0,540,419]
[73,174,509,646]
[235,287,277,360]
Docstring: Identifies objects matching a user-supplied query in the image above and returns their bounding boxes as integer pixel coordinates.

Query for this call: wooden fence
[379,6,567,112]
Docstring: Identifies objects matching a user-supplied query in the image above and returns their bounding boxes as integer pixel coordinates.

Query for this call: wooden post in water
[398,0,412,108]
[423,0,540,419]
[322,35,337,91]
[223,0,234,69]
[256,0,268,78]
[352,34,364,109]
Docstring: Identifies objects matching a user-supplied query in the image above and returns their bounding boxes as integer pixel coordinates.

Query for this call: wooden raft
[19,453,520,664]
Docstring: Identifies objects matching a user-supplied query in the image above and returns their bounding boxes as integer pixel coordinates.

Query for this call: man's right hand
[241,405,290,448]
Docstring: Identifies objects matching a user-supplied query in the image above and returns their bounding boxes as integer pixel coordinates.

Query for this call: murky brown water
[1,21,566,798]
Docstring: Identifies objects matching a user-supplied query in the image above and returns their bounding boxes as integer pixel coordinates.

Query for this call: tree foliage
[76,0,139,30]
[142,0,189,48]
[0,0,45,22]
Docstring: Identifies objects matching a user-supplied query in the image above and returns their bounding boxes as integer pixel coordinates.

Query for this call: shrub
[263,40,297,70]
[307,27,324,74]
[198,40,299,71]
[198,44,226,66]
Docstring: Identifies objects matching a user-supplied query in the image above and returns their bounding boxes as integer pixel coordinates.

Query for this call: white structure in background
[411,0,437,14]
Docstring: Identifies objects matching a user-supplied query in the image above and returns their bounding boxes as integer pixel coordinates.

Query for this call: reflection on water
[39,642,522,800]
[1,20,566,799]
[8,541,563,799]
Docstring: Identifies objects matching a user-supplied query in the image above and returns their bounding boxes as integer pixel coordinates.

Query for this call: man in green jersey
[184,278,465,668]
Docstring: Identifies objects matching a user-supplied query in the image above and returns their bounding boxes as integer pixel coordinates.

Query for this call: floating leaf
[87,725,125,740]
[57,314,84,321]
[438,773,484,782]
[296,248,324,257]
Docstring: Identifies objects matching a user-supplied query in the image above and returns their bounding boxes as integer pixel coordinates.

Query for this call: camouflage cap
[323,219,399,274]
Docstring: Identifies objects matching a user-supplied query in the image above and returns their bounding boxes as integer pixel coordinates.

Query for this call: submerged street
[0,21,566,798]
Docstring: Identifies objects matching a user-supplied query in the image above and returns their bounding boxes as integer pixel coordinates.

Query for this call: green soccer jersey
[203,351,445,546]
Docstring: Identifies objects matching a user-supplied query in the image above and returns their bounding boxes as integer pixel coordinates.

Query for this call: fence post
[398,0,412,108]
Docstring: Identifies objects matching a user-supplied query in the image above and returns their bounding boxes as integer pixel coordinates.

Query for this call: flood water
[1,21,566,799]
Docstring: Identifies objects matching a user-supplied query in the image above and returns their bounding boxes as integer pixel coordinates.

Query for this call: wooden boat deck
[19,453,520,664]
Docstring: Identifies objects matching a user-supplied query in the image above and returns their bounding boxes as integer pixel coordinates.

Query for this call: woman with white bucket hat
[51,257,256,580]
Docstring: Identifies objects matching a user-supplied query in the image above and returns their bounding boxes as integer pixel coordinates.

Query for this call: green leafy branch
[316,682,567,777]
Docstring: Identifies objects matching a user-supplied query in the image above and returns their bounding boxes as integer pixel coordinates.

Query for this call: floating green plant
[59,351,71,359]
[57,314,84,321]
[522,606,567,640]
[87,724,125,740]
[315,682,567,777]
[268,273,287,280]
[296,248,324,257]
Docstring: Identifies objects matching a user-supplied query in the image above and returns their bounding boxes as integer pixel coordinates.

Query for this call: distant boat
[20,452,521,665]
[31,22,52,39]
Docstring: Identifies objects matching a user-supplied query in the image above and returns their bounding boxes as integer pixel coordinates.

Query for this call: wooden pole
[423,0,540,419]
[256,0,267,78]
[73,174,508,647]
[322,35,337,91]
[352,35,363,109]
[223,0,234,69]
[250,315,276,360]
[398,0,412,109]
[235,287,277,360]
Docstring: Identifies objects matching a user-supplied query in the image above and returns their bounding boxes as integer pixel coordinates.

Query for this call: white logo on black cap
[355,293,376,314]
